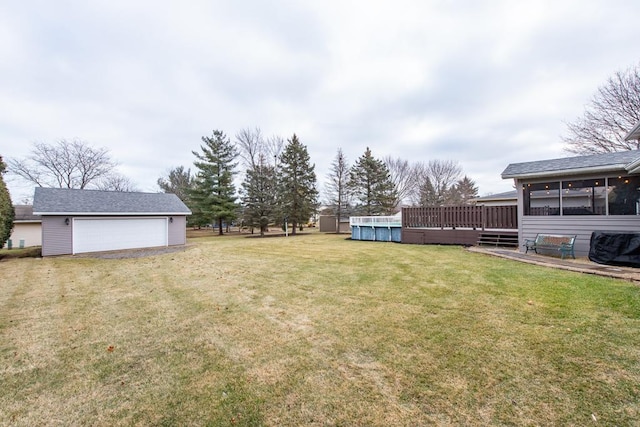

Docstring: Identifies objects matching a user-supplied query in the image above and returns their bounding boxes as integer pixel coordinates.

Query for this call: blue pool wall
[351,225,402,242]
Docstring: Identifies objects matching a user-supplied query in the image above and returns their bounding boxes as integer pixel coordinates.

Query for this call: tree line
[157,127,480,235]
[159,129,320,236]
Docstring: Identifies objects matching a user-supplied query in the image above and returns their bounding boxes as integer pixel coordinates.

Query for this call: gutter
[502,164,629,180]
[32,211,192,216]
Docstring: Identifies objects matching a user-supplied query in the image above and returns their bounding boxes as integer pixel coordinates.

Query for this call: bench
[524,234,576,259]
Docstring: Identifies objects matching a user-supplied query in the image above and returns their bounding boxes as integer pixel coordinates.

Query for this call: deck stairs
[477,231,519,248]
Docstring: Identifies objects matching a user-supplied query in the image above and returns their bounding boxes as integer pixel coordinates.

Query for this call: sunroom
[502,150,640,257]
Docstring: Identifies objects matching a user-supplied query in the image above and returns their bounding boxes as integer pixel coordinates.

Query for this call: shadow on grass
[0,246,42,260]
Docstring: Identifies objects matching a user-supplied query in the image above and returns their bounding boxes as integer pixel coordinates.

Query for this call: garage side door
[73,218,168,254]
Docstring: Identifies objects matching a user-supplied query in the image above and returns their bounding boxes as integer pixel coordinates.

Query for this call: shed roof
[33,188,191,215]
[501,150,640,180]
[13,205,41,222]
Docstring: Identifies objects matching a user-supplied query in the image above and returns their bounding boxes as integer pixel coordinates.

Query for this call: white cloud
[2,0,640,201]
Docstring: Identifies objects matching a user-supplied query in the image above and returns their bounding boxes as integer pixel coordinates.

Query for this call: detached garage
[33,187,191,256]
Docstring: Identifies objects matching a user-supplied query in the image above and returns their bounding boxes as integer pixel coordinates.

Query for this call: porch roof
[502,150,640,180]
[624,120,640,141]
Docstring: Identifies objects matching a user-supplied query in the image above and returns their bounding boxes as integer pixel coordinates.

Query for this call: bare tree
[564,63,640,154]
[384,156,417,209]
[95,173,138,192]
[9,139,118,189]
[413,159,462,206]
[266,134,285,165]
[236,127,264,169]
[324,148,351,232]
[236,127,284,170]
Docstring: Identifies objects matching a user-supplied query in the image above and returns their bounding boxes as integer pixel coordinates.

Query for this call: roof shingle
[502,150,640,179]
[13,205,41,222]
[33,188,191,215]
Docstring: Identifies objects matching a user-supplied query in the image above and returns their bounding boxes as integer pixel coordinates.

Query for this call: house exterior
[33,188,191,256]
[8,205,42,248]
[502,150,640,257]
[472,190,517,206]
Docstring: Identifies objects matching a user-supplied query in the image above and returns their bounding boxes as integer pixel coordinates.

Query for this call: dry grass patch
[1,231,639,425]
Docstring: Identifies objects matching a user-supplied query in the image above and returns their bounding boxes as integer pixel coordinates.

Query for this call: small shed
[33,188,191,256]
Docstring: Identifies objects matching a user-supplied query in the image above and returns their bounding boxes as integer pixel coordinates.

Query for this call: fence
[402,205,517,230]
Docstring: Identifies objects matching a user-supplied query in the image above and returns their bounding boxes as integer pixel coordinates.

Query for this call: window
[608,176,640,215]
[561,179,606,215]
[524,182,559,216]
[523,176,640,216]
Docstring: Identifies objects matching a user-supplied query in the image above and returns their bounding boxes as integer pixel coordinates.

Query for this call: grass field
[1,231,639,426]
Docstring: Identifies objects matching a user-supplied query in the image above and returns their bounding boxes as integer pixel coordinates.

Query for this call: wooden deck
[401,206,518,247]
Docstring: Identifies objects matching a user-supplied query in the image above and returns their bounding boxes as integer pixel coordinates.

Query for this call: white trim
[33,212,190,216]
[624,121,640,141]
[502,164,628,179]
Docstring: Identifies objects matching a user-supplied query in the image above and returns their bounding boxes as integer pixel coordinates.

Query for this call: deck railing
[350,216,402,227]
[402,205,517,230]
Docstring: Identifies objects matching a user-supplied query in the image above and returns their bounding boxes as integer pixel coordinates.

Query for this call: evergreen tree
[413,159,462,206]
[417,177,440,206]
[277,134,318,235]
[157,166,194,202]
[453,175,479,205]
[190,130,239,235]
[349,147,396,215]
[241,155,277,237]
[0,156,15,249]
[158,166,196,226]
[324,148,351,232]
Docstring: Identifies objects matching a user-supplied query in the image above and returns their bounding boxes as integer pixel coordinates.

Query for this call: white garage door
[73,217,168,254]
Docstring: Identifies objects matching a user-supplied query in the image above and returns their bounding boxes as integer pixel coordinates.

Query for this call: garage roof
[33,188,191,215]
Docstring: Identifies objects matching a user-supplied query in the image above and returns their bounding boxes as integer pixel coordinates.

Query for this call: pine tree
[453,175,479,205]
[0,156,15,249]
[349,147,396,215]
[277,134,318,235]
[417,177,440,206]
[241,155,277,236]
[190,130,239,235]
[157,166,196,226]
[324,148,351,232]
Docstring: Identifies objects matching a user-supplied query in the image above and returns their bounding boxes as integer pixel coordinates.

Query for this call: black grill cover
[589,231,640,267]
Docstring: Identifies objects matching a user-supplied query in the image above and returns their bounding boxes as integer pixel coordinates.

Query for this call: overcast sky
[2,0,640,202]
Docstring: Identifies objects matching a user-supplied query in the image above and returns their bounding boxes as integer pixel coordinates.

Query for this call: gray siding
[168,215,187,245]
[42,216,73,256]
[521,217,640,257]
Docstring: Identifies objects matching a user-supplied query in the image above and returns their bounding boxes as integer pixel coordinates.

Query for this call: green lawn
[1,232,639,426]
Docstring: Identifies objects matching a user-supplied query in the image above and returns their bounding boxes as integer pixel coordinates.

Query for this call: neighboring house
[502,149,640,257]
[472,190,517,206]
[8,205,42,248]
[33,188,191,256]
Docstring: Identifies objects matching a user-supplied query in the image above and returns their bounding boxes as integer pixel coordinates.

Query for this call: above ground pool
[350,216,402,242]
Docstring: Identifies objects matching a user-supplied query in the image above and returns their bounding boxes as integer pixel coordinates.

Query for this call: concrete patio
[469,246,640,284]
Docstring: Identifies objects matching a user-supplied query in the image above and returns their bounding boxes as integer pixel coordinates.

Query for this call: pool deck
[468,246,640,284]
